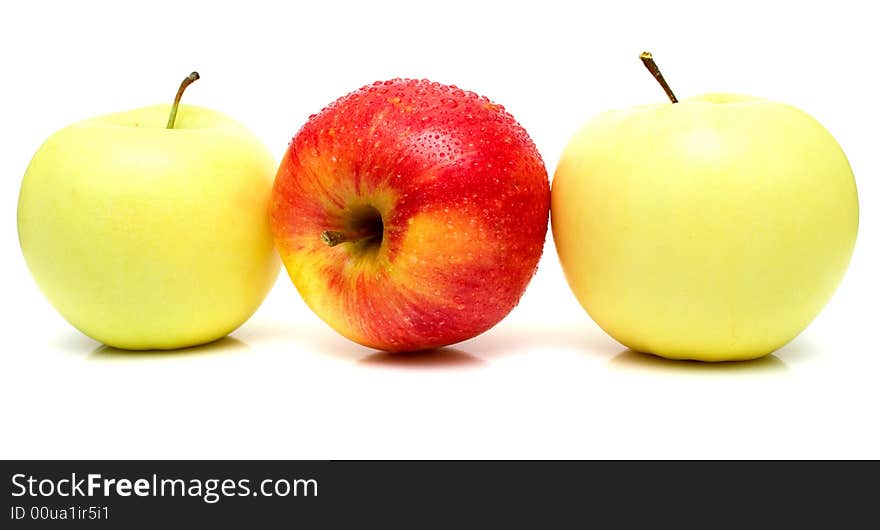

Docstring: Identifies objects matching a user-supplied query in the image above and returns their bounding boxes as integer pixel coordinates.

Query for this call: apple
[271,78,549,352]
[552,53,859,361]
[18,72,280,350]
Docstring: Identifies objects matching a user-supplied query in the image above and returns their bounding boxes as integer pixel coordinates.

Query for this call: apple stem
[639,52,678,103]
[166,71,200,129]
[321,229,379,247]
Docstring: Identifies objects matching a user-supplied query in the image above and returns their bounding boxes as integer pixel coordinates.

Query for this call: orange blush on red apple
[270,78,550,352]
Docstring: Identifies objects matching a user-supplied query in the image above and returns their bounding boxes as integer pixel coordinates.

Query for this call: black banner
[1,461,875,527]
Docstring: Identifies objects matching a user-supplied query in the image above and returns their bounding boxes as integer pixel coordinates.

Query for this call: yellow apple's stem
[639,52,678,103]
[166,71,200,129]
[321,228,379,247]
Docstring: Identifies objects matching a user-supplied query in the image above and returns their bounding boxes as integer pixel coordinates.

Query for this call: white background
[1,0,877,459]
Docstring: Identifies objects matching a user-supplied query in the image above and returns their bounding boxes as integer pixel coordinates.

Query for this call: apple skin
[18,104,280,350]
[552,93,859,361]
[271,79,549,352]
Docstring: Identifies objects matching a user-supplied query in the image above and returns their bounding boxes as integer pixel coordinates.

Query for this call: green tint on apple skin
[17,54,859,361]
[553,53,857,361]
[18,73,280,350]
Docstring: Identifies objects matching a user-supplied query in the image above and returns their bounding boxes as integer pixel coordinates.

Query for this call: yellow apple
[552,56,859,361]
[18,74,279,350]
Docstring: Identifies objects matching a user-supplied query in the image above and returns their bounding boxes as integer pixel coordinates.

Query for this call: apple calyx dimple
[166,71,200,129]
[639,51,678,103]
[321,205,385,249]
[321,228,379,247]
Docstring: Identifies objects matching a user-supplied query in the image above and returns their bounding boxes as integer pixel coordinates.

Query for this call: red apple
[271,78,549,352]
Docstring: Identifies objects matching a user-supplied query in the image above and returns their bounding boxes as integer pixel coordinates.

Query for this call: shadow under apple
[359,347,486,369]
[772,337,823,364]
[609,348,788,374]
[88,336,249,360]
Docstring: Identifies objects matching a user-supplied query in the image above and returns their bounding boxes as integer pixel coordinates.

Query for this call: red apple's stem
[639,52,678,103]
[166,71,200,129]
[321,228,379,247]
